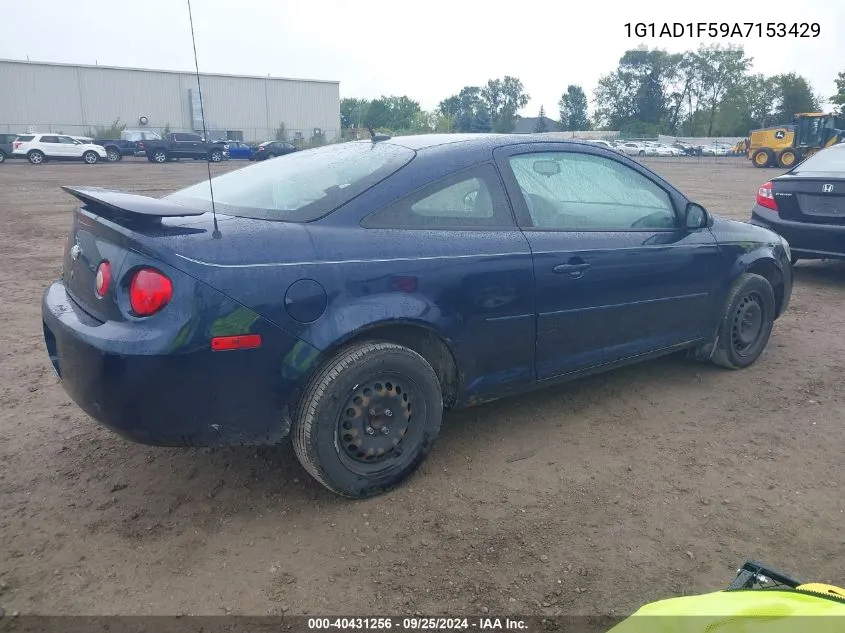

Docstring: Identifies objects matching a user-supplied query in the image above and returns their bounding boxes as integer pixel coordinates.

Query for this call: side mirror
[685,202,709,229]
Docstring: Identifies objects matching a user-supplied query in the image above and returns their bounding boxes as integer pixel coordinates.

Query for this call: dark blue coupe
[42,134,793,497]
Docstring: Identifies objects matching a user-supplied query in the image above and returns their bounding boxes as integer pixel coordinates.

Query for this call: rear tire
[711,273,776,370]
[27,150,45,165]
[0,150,6,164]
[209,149,223,162]
[638,150,645,156]
[83,151,99,164]
[292,342,443,498]
[151,149,168,163]
[752,148,774,168]
[778,148,799,169]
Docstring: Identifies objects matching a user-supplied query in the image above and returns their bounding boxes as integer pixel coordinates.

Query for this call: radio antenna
[186,0,221,239]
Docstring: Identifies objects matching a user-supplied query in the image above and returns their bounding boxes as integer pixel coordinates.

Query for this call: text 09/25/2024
[625,22,820,38]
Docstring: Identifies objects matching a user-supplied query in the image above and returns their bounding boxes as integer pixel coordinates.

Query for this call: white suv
[12,134,108,165]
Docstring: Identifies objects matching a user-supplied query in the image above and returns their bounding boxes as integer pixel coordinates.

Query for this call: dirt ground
[1,156,844,618]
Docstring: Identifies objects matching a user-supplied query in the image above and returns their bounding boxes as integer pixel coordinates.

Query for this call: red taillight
[95,261,111,298]
[211,334,262,351]
[13,141,22,149]
[129,268,173,316]
[756,181,778,211]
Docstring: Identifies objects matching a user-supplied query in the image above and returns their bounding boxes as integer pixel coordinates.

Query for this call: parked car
[226,141,255,160]
[252,140,297,161]
[42,134,792,498]
[0,133,22,163]
[750,142,845,264]
[584,139,624,155]
[643,142,676,157]
[12,133,108,164]
[672,142,701,156]
[619,142,646,157]
[137,132,228,163]
[94,129,163,162]
[654,143,684,157]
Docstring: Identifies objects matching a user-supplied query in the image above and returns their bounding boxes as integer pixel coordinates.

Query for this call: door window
[508,151,678,230]
[58,136,78,144]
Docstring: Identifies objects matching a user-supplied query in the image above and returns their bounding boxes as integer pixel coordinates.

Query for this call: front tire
[105,148,121,162]
[711,273,776,370]
[292,342,443,498]
[28,150,45,165]
[0,150,6,164]
[83,151,99,164]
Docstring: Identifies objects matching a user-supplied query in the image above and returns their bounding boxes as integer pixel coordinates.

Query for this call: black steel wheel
[711,273,776,369]
[293,342,443,498]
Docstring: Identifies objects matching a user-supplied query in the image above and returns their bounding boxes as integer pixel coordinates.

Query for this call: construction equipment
[609,560,845,633]
[747,112,845,168]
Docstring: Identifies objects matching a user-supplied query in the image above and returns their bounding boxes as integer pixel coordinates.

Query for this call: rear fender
[302,291,454,352]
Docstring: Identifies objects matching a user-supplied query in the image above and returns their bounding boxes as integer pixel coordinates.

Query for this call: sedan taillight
[756,181,778,212]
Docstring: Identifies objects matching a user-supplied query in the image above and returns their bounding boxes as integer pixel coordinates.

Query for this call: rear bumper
[41,281,319,447]
[751,205,845,260]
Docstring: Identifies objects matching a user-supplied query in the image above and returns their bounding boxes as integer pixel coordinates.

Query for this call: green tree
[274,121,287,141]
[534,106,549,132]
[593,48,682,132]
[340,98,369,129]
[558,85,590,131]
[693,44,752,135]
[832,70,845,114]
[438,87,491,133]
[482,76,529,132]
[773,73,819,123]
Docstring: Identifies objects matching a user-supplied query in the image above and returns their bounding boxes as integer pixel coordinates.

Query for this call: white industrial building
[0,59,340,143]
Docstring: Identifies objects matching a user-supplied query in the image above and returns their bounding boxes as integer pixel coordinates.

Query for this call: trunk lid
[60,187,316,322]
[773,175,845,225]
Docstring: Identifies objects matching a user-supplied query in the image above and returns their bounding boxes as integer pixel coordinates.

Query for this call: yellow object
[796,583,845,599]
[608,588,845,633]
[747,112,845,168]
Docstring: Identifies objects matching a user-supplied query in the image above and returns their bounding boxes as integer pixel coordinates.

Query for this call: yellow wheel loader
[747,113,845,168]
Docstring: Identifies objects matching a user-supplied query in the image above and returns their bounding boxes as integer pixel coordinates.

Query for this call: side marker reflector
[211,334,262,352]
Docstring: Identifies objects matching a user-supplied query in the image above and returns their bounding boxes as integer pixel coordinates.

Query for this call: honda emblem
[822,184,834,193]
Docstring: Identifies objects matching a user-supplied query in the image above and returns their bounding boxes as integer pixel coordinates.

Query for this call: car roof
[381,133,604,152]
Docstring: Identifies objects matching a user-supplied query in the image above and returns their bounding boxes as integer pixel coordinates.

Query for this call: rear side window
[792,146,845,173]
[40,136,59,143]
[168,141,416,222]
[362,164,515,230]
[174,133,201,141]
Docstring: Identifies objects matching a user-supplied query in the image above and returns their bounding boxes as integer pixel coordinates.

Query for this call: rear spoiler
[62,186,206,219]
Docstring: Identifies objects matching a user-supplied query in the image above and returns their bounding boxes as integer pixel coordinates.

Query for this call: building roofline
[0,58,340,85]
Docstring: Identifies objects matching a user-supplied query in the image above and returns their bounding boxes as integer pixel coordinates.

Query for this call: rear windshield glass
[16,135,34,142]
[168,141,415,222]
[792,145,845,173]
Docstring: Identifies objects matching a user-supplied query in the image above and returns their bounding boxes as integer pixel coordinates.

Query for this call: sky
[1,0,843,119]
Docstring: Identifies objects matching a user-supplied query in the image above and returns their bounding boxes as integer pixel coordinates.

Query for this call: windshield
[168,141,415,222]
[792,145,845,173]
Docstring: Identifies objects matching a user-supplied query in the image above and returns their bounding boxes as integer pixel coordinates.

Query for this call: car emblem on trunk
[822,184,834,193]
[70,243,82,261]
